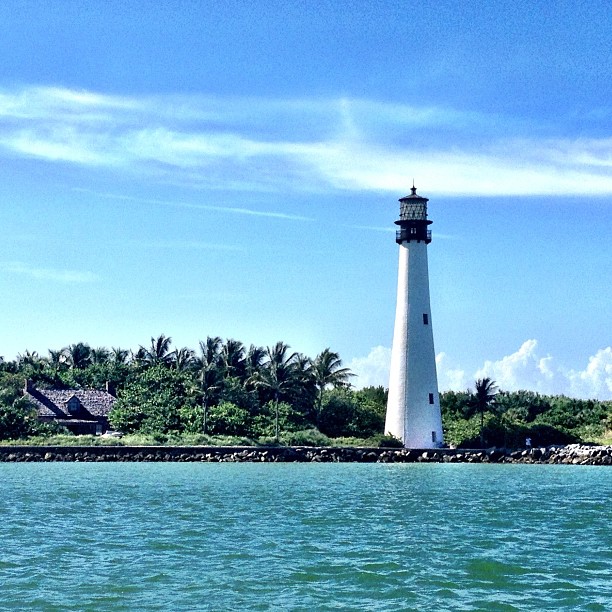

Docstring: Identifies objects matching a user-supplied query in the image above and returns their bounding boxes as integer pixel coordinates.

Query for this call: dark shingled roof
[26,388,116,420]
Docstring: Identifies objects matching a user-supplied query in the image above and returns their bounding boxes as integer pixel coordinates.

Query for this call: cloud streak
[1,262,99,283]
[1,85,611,196]
[122,239,247,252]
[72,188,313,221]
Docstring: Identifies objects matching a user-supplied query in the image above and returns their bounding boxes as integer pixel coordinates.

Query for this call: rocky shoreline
[0,443,611,465]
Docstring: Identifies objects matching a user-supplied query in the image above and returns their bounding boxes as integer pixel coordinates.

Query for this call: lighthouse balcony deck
[396,229,432,244]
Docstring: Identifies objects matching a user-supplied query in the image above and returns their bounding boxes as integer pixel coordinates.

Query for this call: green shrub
[207,401,252,436]
[374,433,404,448]
[318,388,384,438]
[443,414,482,448]
[279,429,332,447]
[251,401,307,438]
[109,365,199,434]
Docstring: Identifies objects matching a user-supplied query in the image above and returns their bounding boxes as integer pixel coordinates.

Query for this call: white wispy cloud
[123,239,247,252]
[351,340,612,400]
[1,85,612,196]
[72,188,313,221]
[1,262,99,283]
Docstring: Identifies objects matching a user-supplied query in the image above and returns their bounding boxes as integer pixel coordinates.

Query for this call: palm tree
[172,347,195,371]
[17,350,41,366]
[312,348,354,421]
[245,344,266,382]
[132,346,147,365]
[290,353,318,421]
[110,347,130,364]
[199,336,222,366]
[91,347,110,365]
[221,338,246,380]
[293,353,314,387]
[17,350,47,373]
[65,343,92,369]
[252,342,299,442]
[194,337,223,434]
[473,377,498,447]
[138,334,174,367]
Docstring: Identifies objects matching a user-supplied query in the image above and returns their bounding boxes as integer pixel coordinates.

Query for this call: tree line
[442,377,611,448]
[1,339,610,446]
[0,335,388,444]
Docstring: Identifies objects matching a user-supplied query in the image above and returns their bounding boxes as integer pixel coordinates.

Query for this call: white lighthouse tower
[385,185,444,448]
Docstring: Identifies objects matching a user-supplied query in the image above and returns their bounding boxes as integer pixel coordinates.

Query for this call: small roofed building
[24,379,116,435]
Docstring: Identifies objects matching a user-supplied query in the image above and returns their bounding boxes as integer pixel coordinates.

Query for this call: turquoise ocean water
[1,463,610,611]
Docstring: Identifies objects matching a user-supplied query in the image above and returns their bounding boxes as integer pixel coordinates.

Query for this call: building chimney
[24,378,35,393]
[105,381,116,397]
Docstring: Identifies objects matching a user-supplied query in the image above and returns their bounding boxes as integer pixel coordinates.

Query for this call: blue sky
[0,0,610,399]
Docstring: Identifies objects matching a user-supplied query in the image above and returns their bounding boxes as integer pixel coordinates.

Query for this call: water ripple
[0,463,610,610]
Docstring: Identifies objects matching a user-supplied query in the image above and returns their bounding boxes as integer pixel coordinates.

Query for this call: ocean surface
[1,462,610,611]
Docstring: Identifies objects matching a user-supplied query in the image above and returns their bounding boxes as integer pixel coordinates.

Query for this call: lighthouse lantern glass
[400,201,427,220]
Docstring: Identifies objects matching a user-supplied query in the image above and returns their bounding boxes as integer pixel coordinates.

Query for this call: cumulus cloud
[436,352,468,391]
[351,339,612,400]
[474,339,547,391]
[349,346,392,389]
[474,340,612,400]
[1,85,611,196]
[564,348,612,400]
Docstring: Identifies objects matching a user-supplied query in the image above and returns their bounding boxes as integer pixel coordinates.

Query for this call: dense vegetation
[441,378,611,448]
[0,336,386,446]
[1,337,610,447]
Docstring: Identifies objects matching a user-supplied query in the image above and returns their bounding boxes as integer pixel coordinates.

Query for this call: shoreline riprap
[0,443,610,465]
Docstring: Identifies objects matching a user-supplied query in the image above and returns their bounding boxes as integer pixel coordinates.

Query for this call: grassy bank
[0,430,401,448]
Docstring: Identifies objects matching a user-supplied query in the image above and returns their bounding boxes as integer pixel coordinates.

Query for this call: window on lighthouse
[429,393,434,404]
[423,313,429,325]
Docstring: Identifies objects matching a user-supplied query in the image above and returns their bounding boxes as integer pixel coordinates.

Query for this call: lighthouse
[385,185,444,448]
